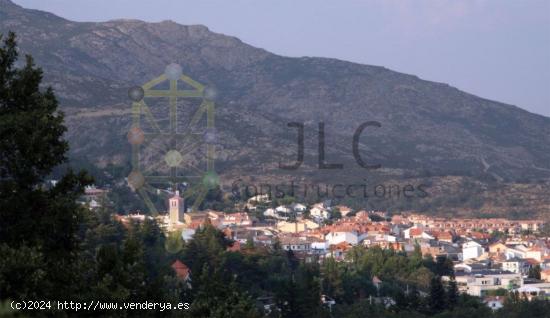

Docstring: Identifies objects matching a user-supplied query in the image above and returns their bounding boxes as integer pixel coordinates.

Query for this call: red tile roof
[524,258,540,265]
[330,242,353,252]
[171,260,190,280]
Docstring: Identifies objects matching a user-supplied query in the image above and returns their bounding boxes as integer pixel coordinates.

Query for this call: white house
[325,231,359,245]
[505,245,528,260]
[310,205,330,220]
[222,212,252,227]
[264,208,276,217]
[311,241,329,254]
[247,194,270,204]
[462,241,484,260]
[280,236,318,252]
[404,226,434,240]
[264,208,287,220]
[454,263,473,273]
[502,258,529,275]
[291,203,307,213]
[276,205,292,214]
[526,246,545,262]
[458,272,522,296]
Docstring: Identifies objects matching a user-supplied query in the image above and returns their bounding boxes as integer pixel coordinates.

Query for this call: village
[79,186,550,311]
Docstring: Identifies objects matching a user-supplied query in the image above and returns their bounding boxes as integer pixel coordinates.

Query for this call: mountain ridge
[2,0,550,217]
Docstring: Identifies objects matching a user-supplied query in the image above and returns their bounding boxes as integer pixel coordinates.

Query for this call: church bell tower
[169,190,184,224]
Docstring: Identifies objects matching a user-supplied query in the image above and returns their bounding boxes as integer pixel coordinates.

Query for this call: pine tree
[447,276,459,308]
[435,255,454,276]
[187,264,260,318]
[296,264,325,317]
[428,275,447,313]
[0,32,92,300]
[321,257,344,302]
[182,222,231,287]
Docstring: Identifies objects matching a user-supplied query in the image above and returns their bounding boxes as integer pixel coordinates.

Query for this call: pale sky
[14,0,550,117]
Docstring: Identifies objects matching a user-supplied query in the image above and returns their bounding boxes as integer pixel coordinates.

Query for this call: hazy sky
[14,0,550,117]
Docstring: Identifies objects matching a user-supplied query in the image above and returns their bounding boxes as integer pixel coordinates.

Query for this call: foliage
[0,31,93,301]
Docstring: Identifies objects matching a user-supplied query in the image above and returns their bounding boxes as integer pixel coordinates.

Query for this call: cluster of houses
[43,179,103,208]
[80,185,109,209]
[116,192,549,309]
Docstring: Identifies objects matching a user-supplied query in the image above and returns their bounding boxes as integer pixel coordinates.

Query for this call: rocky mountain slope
[2,0,550,216]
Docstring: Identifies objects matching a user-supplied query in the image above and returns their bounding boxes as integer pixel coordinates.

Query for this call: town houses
[406,214,544,234]
[116,199,550,308]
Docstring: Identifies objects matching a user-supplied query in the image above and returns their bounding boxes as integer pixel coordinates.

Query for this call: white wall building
[311,241,329,253]
[462,241,484,260]
[264,208,288,220]
[276,205,292,214]
[310,206,330,220]
[325,231,359,246]
[502,258,528,275]
[291,203,307,213]
[505,246,528,260]
[460,273,522,296]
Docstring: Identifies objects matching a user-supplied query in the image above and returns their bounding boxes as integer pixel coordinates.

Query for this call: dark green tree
[182,221,231,286]
[446,276,459,308]
[186,264,260,317]
[429,276,447,313]
[435,255,454,277]
[321,257,344,302]
[0,32,92,300]
[295,263,325,318]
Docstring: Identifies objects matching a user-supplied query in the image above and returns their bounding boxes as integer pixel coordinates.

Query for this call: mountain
[2,0,550,216]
